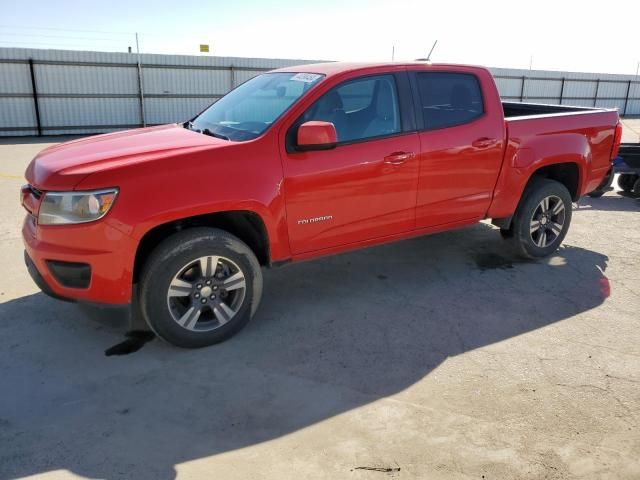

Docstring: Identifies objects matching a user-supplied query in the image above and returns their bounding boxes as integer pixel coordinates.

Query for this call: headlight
[38,188,118,225]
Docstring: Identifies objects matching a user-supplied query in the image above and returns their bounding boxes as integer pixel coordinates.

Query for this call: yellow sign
[199,44,210,53]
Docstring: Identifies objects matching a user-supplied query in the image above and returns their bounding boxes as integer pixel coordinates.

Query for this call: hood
[25,124,229,190]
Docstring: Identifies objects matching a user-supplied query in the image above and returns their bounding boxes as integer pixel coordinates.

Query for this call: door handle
[384,151,415,165]
[472,137,497,148]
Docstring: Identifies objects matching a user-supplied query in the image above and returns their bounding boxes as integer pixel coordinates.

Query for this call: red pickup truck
[21,62,622,348]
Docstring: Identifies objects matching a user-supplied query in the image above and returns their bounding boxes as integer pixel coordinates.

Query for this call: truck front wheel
[508,178,573,259]
[139,228,263,348]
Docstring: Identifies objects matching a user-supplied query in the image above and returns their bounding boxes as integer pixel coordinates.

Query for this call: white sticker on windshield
[290,73,322,83]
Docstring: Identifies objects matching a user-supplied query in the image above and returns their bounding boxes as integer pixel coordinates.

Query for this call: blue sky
[1,0,639,74]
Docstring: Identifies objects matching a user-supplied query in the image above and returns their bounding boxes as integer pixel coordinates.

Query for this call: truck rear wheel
[618,174,638,192]
[139,228,263,348]
[508,178,572,259]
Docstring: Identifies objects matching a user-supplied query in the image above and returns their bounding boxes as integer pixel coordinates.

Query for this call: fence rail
[1,48,639,136]
[493,74,640,115]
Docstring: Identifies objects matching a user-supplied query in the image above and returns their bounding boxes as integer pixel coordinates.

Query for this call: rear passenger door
[410,70,505,228]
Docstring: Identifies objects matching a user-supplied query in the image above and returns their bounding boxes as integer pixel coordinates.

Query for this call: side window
[301,75,401,143]
[415,72,484,130]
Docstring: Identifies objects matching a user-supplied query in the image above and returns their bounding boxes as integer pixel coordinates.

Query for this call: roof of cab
[271,61,485,77]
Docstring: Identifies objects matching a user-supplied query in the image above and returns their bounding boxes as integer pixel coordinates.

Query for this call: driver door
[281,73,420,255]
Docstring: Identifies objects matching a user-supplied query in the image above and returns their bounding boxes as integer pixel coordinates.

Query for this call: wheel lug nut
[206,280,211,285]
[201,298,207,304]
[196,284,202,289]
[213,286,218,290]
[210,294,216,299]
[194,293,200,298]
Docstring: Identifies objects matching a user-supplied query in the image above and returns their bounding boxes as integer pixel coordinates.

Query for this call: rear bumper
[22,214,136,305]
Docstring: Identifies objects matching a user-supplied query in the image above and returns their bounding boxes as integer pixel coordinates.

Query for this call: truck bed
[502,101,600,119]
[500,104,620,197]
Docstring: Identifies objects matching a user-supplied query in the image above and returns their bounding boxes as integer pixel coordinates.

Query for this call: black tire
[508,178,572,259]
[633,177,640,196]
[618,174,638,192]
[499,228,514,239]
[139,227,263,348]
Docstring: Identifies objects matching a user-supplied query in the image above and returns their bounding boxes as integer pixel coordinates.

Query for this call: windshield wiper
[202,128,230,141]
[183,121,230,140]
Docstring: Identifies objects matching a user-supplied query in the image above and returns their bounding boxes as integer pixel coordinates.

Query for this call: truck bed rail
[502,101,605,119]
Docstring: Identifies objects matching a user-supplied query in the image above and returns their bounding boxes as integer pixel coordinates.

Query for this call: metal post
[593,79,600,107]
[28,59,42,136]
[230,65,235,90]
[559,77,565,105]
[520,76,526,102]
[622,80,631,116]
[135,33,146,127]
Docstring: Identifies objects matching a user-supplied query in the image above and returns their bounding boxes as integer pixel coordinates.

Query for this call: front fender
[129,200,286,258]
[75,137,291,263]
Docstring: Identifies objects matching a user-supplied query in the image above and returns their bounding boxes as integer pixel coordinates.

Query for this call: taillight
[610,122,623,160]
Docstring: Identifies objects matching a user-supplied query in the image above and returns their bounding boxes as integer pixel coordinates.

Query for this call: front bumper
[24,250,75,302]
[22,214,136,305]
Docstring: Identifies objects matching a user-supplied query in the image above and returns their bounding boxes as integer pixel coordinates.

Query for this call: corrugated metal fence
[0,48,315,136]
[1,48,639,137]
[491,66,640,114]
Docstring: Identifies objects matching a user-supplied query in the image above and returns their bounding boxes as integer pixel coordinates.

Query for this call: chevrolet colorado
[21,62,623,348]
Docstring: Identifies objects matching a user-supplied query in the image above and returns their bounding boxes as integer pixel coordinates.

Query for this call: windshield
[190,72,325,141]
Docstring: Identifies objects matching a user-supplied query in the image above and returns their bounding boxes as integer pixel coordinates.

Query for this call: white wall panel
[0,63,32,94]
[0,98,36,127]
[493,77,522,98]
[36,64,139,94]
[142,68,230,95]
[38,98,140,127]
[0,47,638,136]
[144,97,215,125]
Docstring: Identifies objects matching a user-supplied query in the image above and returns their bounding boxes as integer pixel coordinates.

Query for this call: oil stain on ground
[105,330,155,356]
[473,252,530,271]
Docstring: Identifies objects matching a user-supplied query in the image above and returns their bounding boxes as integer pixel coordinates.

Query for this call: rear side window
[415,72,484,130]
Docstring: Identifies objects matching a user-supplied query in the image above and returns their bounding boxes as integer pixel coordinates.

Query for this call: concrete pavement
[0,136,638,480]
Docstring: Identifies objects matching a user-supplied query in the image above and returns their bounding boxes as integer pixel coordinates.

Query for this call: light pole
[135,32,146,127]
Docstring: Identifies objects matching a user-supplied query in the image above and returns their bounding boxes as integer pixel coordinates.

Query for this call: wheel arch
[525,162,581,201]
[492,162,580,230]
[132,210,270,284]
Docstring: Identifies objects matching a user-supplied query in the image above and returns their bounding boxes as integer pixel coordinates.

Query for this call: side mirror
[296,121,337,151]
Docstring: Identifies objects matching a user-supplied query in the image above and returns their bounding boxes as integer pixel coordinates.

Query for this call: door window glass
[415,72,484,130]
[301,75,401,142]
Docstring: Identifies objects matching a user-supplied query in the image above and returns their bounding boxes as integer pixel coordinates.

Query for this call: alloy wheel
[166,255,246,331]
[529,195,566,248]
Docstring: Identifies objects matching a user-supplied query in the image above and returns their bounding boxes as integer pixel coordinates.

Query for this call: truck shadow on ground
[0,223,610,479]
